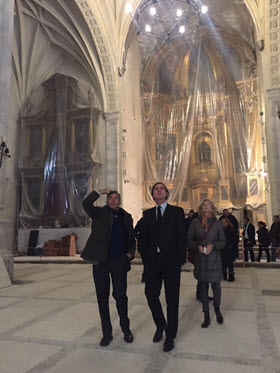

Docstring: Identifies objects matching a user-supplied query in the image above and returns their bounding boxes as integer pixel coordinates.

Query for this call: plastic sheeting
[12,0,106,228]
[140,35,265,210]
[18,75,101,228]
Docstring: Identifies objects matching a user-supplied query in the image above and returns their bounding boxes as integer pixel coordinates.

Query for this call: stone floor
[0,263,280,373]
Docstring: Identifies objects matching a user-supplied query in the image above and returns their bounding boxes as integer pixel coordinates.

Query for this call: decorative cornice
[75,1,117,112]
[269,0,280,86]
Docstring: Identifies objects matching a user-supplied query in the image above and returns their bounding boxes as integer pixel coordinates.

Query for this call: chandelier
[126,0,208,42]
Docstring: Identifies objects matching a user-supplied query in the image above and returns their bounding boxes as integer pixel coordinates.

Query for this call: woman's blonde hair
[198,198,217,216]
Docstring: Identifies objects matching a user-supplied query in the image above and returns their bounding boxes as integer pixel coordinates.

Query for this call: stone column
[0,0,14,133]
[104,112,121,191]
[0,0,15,281]
[265,1,280,216]
[266,88,280,214]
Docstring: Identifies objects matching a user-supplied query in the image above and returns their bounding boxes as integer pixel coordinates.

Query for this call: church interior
[0,0,280,268]
[1,2,280,373]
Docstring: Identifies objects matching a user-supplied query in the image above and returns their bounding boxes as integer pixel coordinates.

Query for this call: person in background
[219,209,239,259]
[188,199,225,329]
[81,189,135,347]
[221,217,236,282]
[134,217,145,282]
[257,221,271,262]
[185,209,198,236]
[270,215,280,262]
[242,217,256,262]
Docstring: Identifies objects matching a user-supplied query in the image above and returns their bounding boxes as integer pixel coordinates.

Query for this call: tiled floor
[0,263,279,373]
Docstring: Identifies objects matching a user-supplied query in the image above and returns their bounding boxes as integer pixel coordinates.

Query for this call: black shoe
[201,312,210,328]
[163,337,174,352]
[124,330,134,343]
[208,296,213,301]
[214,307,224,324]
[223,272,227,281]
[153,326,165,342]
[100,335,113,347]
[228,274,235,282]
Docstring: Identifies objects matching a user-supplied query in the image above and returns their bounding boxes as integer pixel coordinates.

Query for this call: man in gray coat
[81,189,135,347]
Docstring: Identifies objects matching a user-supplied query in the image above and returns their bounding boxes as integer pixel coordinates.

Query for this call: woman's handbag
[187,251,195,264]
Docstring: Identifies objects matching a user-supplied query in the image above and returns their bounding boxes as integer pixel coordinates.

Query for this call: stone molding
[269,0,280,86]
[75,1,117,112]
[267,86,280,98]
[104,112,120,190]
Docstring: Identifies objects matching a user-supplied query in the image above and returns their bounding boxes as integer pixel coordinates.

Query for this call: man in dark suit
[81,188,135,347]
[139,182,186,352]
[242,217,256,262]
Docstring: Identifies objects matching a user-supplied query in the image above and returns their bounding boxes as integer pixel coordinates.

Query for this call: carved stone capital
[267,87,280,99]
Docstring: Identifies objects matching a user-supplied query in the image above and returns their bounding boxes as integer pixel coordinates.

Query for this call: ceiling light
[176,9,183,17]
[130,0,201,42]
[201,5,208,14]
[179,26,185,34]
[125,4,133,14]
[145,25,152,32]
[150,6,157,15]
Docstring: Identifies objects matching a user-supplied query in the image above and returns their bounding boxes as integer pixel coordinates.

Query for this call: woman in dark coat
[257,221,271,262]
[188,199,225,328]
[221,217,236,282]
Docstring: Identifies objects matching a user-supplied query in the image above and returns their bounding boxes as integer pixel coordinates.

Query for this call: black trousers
[234,242,239,259]
[257,246,270,262]
[271,246,277,262]
[200,281,221,313]
[244,240,255,262]
[92,255,130,337]
[222,259,234,275]
[196,281,209,299]
[144,255,181,339]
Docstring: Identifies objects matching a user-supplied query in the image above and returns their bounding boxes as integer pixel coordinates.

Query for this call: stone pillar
[266,88,280,214]
[104,112,121,191]
[0,0,15,282]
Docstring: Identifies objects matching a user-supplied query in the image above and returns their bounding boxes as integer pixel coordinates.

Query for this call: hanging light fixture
[126,0,208,42]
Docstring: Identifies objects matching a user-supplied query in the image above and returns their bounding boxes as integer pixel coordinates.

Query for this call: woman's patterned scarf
[201,215,212,232]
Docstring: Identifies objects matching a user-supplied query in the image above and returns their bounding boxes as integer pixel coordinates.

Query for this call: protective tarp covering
[18,75,101,228]
[140,28,265,211]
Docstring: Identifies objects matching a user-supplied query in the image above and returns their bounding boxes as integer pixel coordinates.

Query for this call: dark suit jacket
[81,191,135,263]
[242,223,256,245]
[140,204,186,268]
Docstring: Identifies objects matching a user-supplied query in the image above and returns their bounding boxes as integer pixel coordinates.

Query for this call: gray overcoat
[187,216,225,283]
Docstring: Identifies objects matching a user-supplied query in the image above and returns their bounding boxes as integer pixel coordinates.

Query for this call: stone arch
[13,0,112,113]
